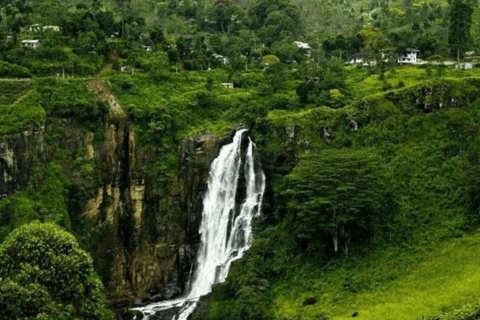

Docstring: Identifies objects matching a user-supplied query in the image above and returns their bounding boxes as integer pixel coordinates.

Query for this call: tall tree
[248,0,303,46]
[283,150,388,258]
[447,0,475,61]
[114,0,131,37]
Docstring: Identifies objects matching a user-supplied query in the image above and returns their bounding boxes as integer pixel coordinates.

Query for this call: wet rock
[188,293,212,320]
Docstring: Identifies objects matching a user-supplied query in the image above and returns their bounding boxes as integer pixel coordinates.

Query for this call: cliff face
[0,125,44,198]
[0,90,226,309]
[80,117,224,306]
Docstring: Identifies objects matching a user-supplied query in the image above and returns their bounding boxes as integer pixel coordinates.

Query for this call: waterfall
[134,129,265,320]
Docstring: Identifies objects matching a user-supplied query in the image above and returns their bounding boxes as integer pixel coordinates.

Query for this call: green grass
[0,81,30,106]
[108,70,262,137]
[345,65,480,99]
[0,90,46,135]
[273,231,480,320]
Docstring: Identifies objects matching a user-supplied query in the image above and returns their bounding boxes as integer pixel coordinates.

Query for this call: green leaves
[0,222,113,320]
[284,149,388,253]
[447,0,475,58]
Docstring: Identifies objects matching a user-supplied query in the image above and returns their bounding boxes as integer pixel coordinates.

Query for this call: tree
[272,39,302,63]
[206,3,230,33]
[114,0,131,37]
[148,51,169,78]
[360,24,389,62]
[92,0,102,11]
[447,0,475,62]
[295,57,347,107]
[248,0,303,46]
[261,54,280,70]
[284,150,388,258]
[0,222,113,320]
[4,1,32,44]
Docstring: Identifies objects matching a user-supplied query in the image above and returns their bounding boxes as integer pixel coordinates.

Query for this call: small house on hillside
[294,41,311,50]
[212,54,228,64]
[347,53,363,64]
[295,41,312,57]
[346,53,374,66]
[22,40,40,49]
[221,83,234,89]
[397,49,420,64]
[457,63,475,70]
[29,24,60,32]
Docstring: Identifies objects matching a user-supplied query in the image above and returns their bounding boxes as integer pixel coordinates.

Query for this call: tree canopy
[447,0,475,59]
[0,222,113,320]
[284,150,389,257]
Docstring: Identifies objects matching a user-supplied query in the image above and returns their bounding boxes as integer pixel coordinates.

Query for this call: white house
[212,54,228,64]
[43,25,60,32]
[295,41,311,57]
[346,53,375,66]
[221,83,234,89]
[22,40,41,49]
[347,53,364,64]
[294,41,311,50]
[29,24,59,32]
[397,49,420,64]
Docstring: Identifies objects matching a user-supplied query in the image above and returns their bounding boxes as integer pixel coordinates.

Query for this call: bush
[0,90,46,135]
[0,60,31,78]
[34,78,95,121]
[269,92,297,110]
[0,222,113,320]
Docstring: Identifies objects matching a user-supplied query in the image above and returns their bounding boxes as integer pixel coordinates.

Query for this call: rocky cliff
[0,124,45,197]
[0,82,230,310]
[77,114,226,307]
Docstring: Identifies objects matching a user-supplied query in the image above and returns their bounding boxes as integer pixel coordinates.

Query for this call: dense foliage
[0,60,31,78]
[0,89,45,135]
[284,150,389,257]
[0,0,477,79]
[0,222,113,320]
[3,0,480,319]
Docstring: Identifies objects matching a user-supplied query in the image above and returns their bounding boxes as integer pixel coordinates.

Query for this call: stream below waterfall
[133,129,266,320]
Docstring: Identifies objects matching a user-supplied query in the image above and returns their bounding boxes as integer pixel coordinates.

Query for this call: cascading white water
[134,129,265,320]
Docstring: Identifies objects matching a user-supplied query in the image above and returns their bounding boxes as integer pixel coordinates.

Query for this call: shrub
[0,90,46,135]
[0,60,31,78]
[0,222,113,320]
[34,78,95,121]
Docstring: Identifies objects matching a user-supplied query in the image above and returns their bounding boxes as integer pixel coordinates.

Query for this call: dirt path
[87,78,126,118]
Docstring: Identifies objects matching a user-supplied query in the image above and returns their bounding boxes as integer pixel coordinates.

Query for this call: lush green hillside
[3,0,480,318]
[205,75,480,320]
[3,60,480,319]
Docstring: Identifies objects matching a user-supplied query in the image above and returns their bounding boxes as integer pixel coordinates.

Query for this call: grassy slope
[272,231,480,320]
[107,70,264,138]
[210,68,480,320]
[0,82,31,106]
[0,89,46,135]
